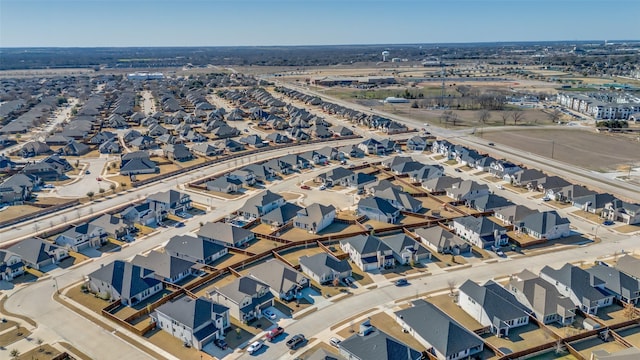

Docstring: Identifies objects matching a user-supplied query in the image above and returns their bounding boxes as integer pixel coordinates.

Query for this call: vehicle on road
[286,334,305,349]
[319,185,326,190]
[329,337,341,348]
[266,326,284,342]
[214,338,228,350]
[263,309,277,320]
[174,222,185,228]
[395,278,408,286]
[300,185,311,190]
[85,170,90,174]
[496,184,503,190]
[542,196,551,201]
[96,177,102,181]
[42,184,55,189]
[496,250,506,257]
[488,142,495,146]
[602,220,615,226]
[454,168,462,173]
[247,340,263,354]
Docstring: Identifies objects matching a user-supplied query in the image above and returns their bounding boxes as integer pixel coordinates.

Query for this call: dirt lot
[571,336,627,359]
[482,129,640,171]
[0,204,42,221]
[15,344,61,360]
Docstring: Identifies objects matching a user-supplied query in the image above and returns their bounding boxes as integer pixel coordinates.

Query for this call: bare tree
[449,113,459,127]
[548,108,563,123]
[440,110,453,124]
[478,109,491,125]
[511,109,525,125]
[500,112,509,126]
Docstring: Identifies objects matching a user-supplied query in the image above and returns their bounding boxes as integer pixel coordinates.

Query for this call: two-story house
[208,276,274,322]
[340,234,395,272]
[299,253,352,285]
[237,190,285,220]
[248,259,309,302]
[54,222,105,251]
[452,216,507,249]
[87,260,163,305]
[293,203,336,234]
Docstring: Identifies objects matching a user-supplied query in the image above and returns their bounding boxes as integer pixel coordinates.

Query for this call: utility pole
[551,140,555,159]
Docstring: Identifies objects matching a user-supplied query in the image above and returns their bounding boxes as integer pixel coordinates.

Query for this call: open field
[482,129,640,171]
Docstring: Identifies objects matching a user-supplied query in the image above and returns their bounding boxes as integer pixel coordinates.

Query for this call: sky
[1,0,639,47]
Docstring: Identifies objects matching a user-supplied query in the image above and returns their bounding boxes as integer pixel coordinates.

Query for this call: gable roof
[459,280,531,326]
[615,255,640,279]
[414,226,469,250]
[88,260,161,300]
[358,197,400,216]
[340,234,391,255]
[541,263,610,305]
[131,250,196,280]
[585,264,640,300]
[510,269,575,320]
[155,296,228,330]
[340,327,422,360]
[520,211,570,234]
[214,275,272,303]
[196,222,253,246]
[454,216,506,236]
[248,259,309,294]
[8,237,60,265]
[395,299,483,358]
[299,252,351,276]
[164,235,225,262]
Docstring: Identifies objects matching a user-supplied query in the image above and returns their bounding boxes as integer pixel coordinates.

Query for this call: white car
[247,340,263,354]
[263,309,277,320]
[496,184,503,190]
[319,185,326,190]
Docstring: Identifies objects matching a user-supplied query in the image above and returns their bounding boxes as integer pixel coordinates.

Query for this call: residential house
[87,260,163,306]
[591,348,640,360]
[120,151,158,175]
[452,216,507,248]
[357,197,401,224]
[261,202,303,228]
[537,176,572,194]
[299,253,352,285]
[164,144,194,162]
[490,161,521,180]
[0,173,39,205]
[422,176,460,193]
[586,264,640,305]
[357,138,384,155]
[294,203,336,234]
[89,214,134,240]
[0,250,24,281]
[8,237,68,270]
[147,190,191,215]
[316,146,339,161]
[206,176,243,193]
[510,169,547,188]
[54,223,105,251]
[337,144,365,159]
[131,250,197,284]
[265,132,292,144]
[191,143,223,157]
[408,165,443,183]
[237,190,285,220]
[218,138,245,152]
[239,134,268,148]
[459,280,531,337]
[379,138,397,154]
[395,299,484,360]
[414,226,470,255]
[573,193,618,214]
[446,180,489,201]
[228,169,256,186]
[278,154,310,171]
[197,222,255,248]
[152,296,230,350]
[316,167,356,187]
[330,125,354,137]
[406,136,428,151]
[208,276,274,322]
[547,184,595,203]
[99,138,121,154]
[60,140,90,156]
[508,269,576,325]
[375,187,423,213]
[339,323,422,360]
[19,141,51,158]
[121,202,163,226]
[474,156,496,172]
[615,255,640,280]
[466,194,514,212]
[241,164,275,183]
[299,150,328,166]
[164,235,228,265]
[540,263,614,314]
[22,162,64,181]
[602,199,640,225]
[379,233,431,265]
[494,205,538,226]
[263,158,292,175]
[249,259,309,301]
[391,161,429,176]
[340,234,395,272]
[517,211,571,240]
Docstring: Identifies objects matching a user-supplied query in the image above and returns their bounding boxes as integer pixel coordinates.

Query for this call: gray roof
[131,250,195,280]
[340,234,391,255]
[378,234,429,258]
[196,222,253,246]
[467,194,514,211]
[306,348,346,360]
[541,263,611,306]
[88,260,160,300]
[454,216,506,236]
[147,190,185,206]
[586,264,640,301]
[459,280,531,327]
[510,270,575,320]
[340,327,421,360]
[375,187,422,212]
[358,197,400,216]
[164,235,226,263]
[261,202,303,224]
[213,275,273,304]
[299,252,351,276]
[155,296,228,330]
[494,205,537,224]
[414,226,469,251]
[248,259,309,294]
[239,190,284,216]
[572,193,618,210]
[615,255,640,279]
[8,237,60,265]
[422,175,460,192]
[295,203,336,226]
[520,211,570,234]
[89,214,129,235]
[395,299,483,358]
[318,166,354,182]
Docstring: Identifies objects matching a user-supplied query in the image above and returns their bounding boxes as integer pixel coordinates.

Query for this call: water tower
[382,51,390,62]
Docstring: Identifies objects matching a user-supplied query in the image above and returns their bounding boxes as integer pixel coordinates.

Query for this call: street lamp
[53,277,60,295]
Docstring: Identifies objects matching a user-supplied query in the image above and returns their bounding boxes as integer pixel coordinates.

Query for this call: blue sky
[1,0,638,47]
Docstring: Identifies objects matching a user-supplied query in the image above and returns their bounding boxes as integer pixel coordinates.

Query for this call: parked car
[602,220,615,226]
[300,185,311,190]
[96,177,102,181]
[266,326,284,342]
[319,185,326,190]
[454,168,462,173]
[286,334,305,349]
[329,337,341,348]
[85,170,91,174]
[488,142,495,146]
[247,340,263,354]
[496,184,503,190]
[174,222,185,228]
[263,309,277,320]
[214,338,228,350]
[542,196,550,202]
[395,278,408,286]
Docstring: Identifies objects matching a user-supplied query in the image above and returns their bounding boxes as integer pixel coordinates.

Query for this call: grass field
[482,129,640,171]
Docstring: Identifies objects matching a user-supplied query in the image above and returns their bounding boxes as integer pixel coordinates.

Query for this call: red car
[266,326,284,342]
[96,177,102,181]
[300,185,311,190]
